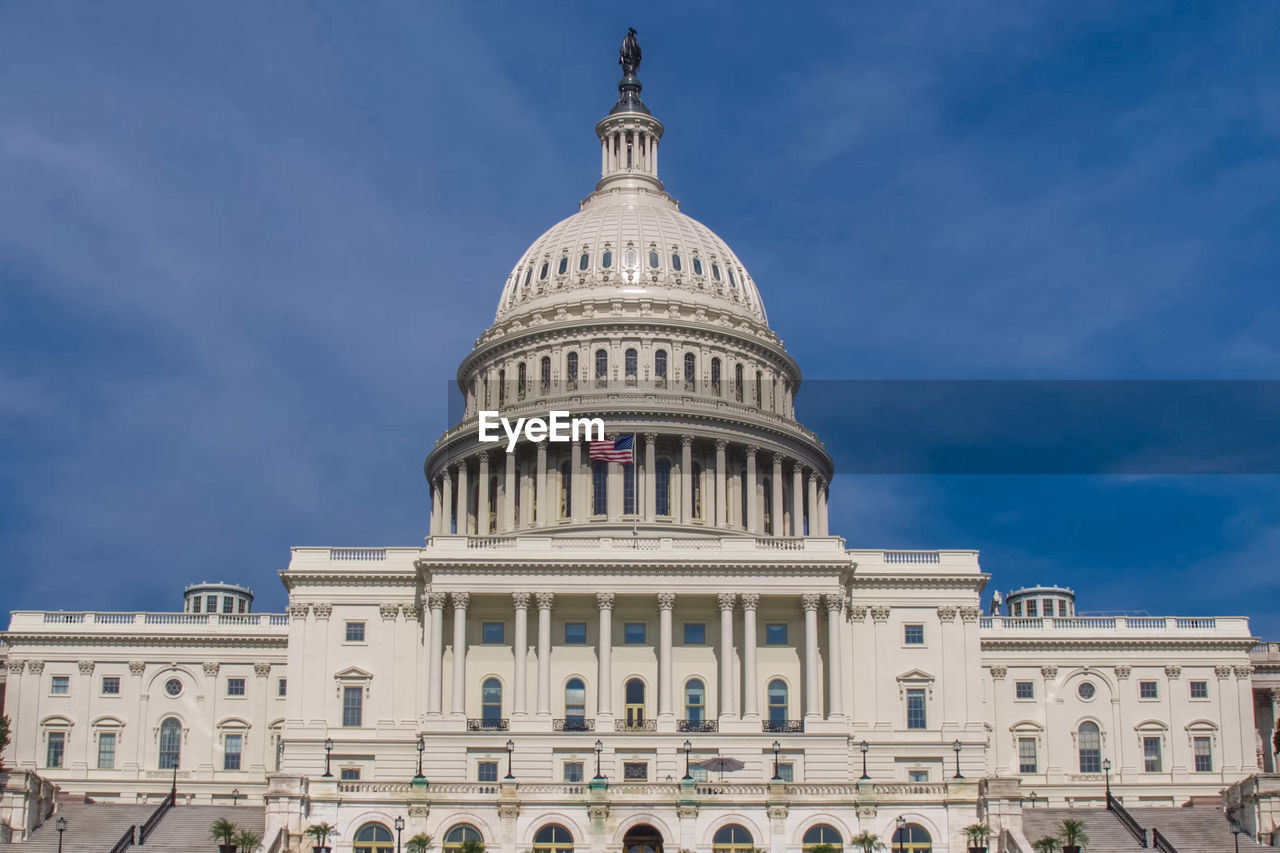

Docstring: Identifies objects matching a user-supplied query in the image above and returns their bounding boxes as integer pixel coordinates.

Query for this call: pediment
[896,668,936,683]
[333,666,374,681]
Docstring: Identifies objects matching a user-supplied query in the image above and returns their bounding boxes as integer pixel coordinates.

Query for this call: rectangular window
[226,678,246,696]
[564,622,587,644]
[477,761,499,782]
[238,599,247,613]
[906,688,927,730]
[1189,680,1208,699]
[224,734,242,770]
[1018,737,1037,773]
[765,623,788,645]
[102,676,121,695]
[1057,600,1068,617]
[563,762,584,783]
[1193,737,1213,772]
[1139,680,1158,699]
[908,769,929,782]
[1015,681,1034,700]
[624,623,646,644]
[1025,600,1038,617]
[206,595,217,613]
[277,678,287,697]
[903,624,925,645]
[98,732,117,769]
[345,621,366,643]
[192,596,202,613]
[623,761,648,780]
[1143,736,1162,772]
[47,731,65,768]
[483,622,505,644]
[683,623,706,644]
[222,597,234,614]
[776,762,794,782]
[50,676,69,695]
[342,686,363,727]
[340,768,361,781]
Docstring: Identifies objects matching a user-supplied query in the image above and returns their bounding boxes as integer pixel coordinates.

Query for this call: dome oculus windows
[1077,681,1097,700]
[558,257,568,275]
[579,252,590,271]
[692,256,703,276]
[671,252,682,271]
[164,678,183,697]
[602,249,613,269]
[648,249,659,268]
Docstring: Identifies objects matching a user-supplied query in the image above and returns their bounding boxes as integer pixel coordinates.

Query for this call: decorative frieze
[870,606,891,623]
[936,606,958,621]
[1164,665,1182,679]
[587,804,609,820]
[766,804,788,820]
[408,805,429,819]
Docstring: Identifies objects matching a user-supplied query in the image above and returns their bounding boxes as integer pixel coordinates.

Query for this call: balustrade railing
[552,718,595,732]
[762,719,804,733]
[1107,791,1149,848]
[1151,828,1178,853]
[467,718,509,732]
[676,719,719,733]
[615,719,657,732]
[138,788,175,844]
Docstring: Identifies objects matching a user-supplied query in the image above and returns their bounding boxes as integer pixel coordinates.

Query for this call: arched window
[711,358,721,395]
[354,823,395,853]
[691,462,703,519]
[803,825,843,852]
[671,252,682,272]
[625,348,638,386]
[683,353,696,391]
[767,680,788,723]
[1078,721,1102,773]
[579,252,590,271]
[560,461,572,518]
[565,678,586,728]
[684,678,705,723]
[444,825,483,853]
[482,678,502,724]
[654,349,668,388]
[891,824,932,853]
[534,824,574,853]
[595,349,608,388]
[692,256,703,276]
[524,267,533,286]
[558,256,568,275]
[712,825,754,853]
[711,262,722,281]
[539,261,549,280]
[649,249,660,269]
[655,459,671,517]
[728,268,737,288]
[566,352,578,391]
[625,678,646,727]
[602,249,613,268]
[734,364,744,402]
[541,356,551,393]
[159,717,181,769]
[623,462,636,516]
[592,461,608,516]
[517,362,527,400]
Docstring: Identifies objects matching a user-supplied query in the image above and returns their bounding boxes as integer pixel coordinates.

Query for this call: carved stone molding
[824,594,844,614]
[1215,665,1234,679]
[657,592,676,611]
[714,439,728,451]
[28,660,44,674]
[6,660,24,674]
[644,433,658,447]
[766,804,788,820]
[936,606,958,621]
[680,435,694,448]
[740,593,760,612]
[379,603,400,621]
[498,804,520,820]
[512,592,531,610]
[312,603,333,620]
[254,662,272,678]
[203,662,220,677]
[128,661,145,676]
[1165,665,1182,679]
[1114,665,1132,680]
[870,606,891,623]
[401,603,420,620]
[958,606,981,622]
[587,804,610,820]
[451,592,471,611]
[1235,665,1254,679]
[849,605,868,622]
[428,592,449,611]
[78,661,95,675]
[801,593,822,612]
[676,805,698,820]
[287,602,310,618]
[1040,666,1058,679]
[597,592,616,611]
[990,665,1008,680]
[408,805,429,819]
[718,592,738,611]
[535,592,555,610]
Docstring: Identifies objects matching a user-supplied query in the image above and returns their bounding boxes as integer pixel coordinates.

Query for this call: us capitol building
[3,34,1278,853]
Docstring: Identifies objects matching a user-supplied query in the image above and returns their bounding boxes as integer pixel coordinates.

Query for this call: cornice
[848,573,990,592]
[2,633,288,650]
[279,571,419,591]
[981,637,1257,653]
[418,560,849,578]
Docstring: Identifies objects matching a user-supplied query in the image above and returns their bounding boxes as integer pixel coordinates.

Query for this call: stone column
[535,445,548,526]
[450,592,470,717]
[644,434,658,520]
[427,592,447,716]
[741,594,760,719]
[824,594,844,719]
[430,477,442,536]
[718,592,737,719]
[680,436,693,523]
[503,452,517,532]
[818,482,829,536]
[571,443,584,522]
[802,594,822,721]
[791,465,804,536]
[807,473,819,537]
[441,471,454,536]
[597,593,615,718]
[658,593,675,719]
[714,440,728,528]
[746,447,759,534]
[771,454,784,536]
[455,461,469,535]
[478,454,491,534]
[512,593,529,717]
[536,593,554,717]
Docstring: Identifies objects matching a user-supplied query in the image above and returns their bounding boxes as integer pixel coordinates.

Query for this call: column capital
[740,593,760,611]
[644,433,658,446]
[478,451,492,468]
[427,591,449,611]
[714,438,728,452]
[597,592,616,611]
[680,435,694,448]
[536,592,555,611]
[451,591,471,611]
[657,592,676,611]
[808,470,820,484]
[801,593,823,612]
[717,592,737,611]
[824,593,845,613]
[745,445,758,458]
[452,460,466,475]
[512,592,531,610]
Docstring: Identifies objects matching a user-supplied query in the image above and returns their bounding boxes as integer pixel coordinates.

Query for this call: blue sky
[1,2,1277,636]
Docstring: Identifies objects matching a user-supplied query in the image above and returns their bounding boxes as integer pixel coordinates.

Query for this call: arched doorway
[354,823,394,853]
[892,824,932,853]
[533,824,574,853]
[624,824,664,853]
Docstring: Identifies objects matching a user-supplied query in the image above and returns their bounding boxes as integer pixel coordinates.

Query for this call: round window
[1077,681,1096,700]
[164,678,183,697]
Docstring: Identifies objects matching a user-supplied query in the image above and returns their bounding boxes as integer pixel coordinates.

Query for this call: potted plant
[210,818,239,853]
[1031,838,1059,853]
[963,823,993,853]
[808,845,838,853]
[407,833,436,853]
[1057,819,1088,853]
[305,823,337,853]
[234,829,261,853]
[850,832,886,853]
[457,840,485,853]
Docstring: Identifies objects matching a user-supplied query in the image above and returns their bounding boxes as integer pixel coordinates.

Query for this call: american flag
[589,434,635,463]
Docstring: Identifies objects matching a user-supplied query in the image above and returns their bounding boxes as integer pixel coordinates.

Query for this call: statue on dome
[619,28,641,76]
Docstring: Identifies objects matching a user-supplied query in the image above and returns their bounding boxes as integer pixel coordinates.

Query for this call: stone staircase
[1128,806,1266,853]
[18,802,155,851]
[1022,808,1147,852]
[140,804,267,851]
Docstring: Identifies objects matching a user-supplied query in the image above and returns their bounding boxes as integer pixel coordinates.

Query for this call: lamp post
[394,815,405,853]
[1233,824,1242,853]
[414,733,425,782]
[231,788,239,807]
[952,739,963,779]
[894,816,906,853]
[594,739,604,780]
[55,817,67,853]
[771,740,781,781]
[1028,790,1037,809]
[323,738,334,778]
[505,739,516,780]
[1103,758,1112,800]
[859,740,870,781]
[682,740,692,781]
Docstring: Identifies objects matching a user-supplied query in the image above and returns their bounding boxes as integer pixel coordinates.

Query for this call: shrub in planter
[210,818,239,853]
[1057,818,1088,853]
[233,829,261,853]
[963,823,993,853]
[1031,837,1059,853]
[849,832,886,853]
[304,822,337,853]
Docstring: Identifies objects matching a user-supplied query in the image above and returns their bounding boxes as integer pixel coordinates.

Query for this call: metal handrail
[615,719,657,732]
[552,718,595,732]
[1106,792,1149,848]
[1151,828,1178,853]
[466,717,510,731]
[137,789,175,844]
[108,825,136,853]
[762,719,804,733]
[676,719,719,733]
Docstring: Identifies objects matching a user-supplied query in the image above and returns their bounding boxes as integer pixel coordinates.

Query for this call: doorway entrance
[624,824,664,853]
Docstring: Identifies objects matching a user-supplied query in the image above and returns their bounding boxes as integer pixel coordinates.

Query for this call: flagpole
[632,435,639,537]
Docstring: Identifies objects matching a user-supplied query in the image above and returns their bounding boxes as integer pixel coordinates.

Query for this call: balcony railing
[677,719,719,733]
[466,718,509,732]
[552,718,595,732]
[762,719,804,733]
[615,719,657,733]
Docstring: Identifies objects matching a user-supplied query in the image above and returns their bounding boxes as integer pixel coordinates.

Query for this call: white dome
[494,185,769,326]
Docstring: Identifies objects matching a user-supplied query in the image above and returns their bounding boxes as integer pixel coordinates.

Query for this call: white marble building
[1,37,1270,853]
